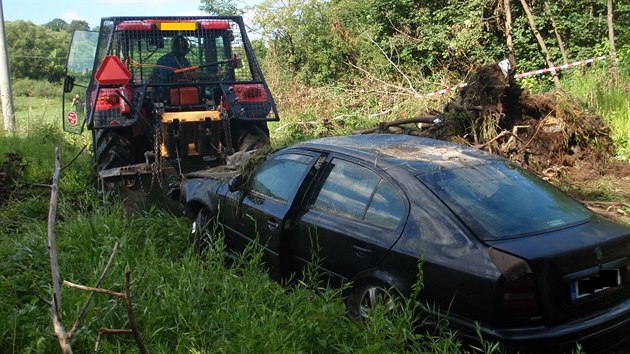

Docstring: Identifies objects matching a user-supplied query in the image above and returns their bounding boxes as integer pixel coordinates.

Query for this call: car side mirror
[228,175,244,192]
[63,75,75,93]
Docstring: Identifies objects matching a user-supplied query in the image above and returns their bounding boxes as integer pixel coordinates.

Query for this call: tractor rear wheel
[94,129,134,171]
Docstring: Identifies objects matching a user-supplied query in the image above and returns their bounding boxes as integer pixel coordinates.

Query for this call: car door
[225,151,320,276]
[291,156,407,286]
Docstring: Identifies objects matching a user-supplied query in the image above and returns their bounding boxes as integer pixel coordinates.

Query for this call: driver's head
[171,35,189,56]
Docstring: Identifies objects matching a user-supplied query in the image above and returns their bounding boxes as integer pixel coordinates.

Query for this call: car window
[420,161,592,239]
[313,158,403,229]
[365,180,405,230]
[250,153,313,203]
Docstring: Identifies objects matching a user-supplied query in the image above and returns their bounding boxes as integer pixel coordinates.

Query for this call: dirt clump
[356,63,629,221]
[432,63,616,178]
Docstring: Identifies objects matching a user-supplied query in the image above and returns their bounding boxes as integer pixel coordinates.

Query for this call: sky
[2,0,256,29]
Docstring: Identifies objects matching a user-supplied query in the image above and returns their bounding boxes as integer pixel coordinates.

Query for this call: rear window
[419,162,592,240]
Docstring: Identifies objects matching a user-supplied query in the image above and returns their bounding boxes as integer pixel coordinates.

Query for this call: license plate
[570,268,621,301]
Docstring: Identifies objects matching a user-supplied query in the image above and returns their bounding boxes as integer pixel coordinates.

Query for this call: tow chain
[221,109,234,157]
[150,105,165,191]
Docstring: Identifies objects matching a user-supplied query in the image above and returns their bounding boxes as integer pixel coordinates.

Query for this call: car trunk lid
[486,217,630,325]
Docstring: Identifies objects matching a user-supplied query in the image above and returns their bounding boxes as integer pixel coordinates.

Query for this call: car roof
[295,134,504,175]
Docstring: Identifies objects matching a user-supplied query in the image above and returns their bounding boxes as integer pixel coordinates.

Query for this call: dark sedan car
[182,134,630,351]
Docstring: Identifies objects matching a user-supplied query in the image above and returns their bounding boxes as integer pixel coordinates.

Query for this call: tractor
[62,16,278,208]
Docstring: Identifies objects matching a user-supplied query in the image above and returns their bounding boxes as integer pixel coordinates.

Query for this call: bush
[11,79,61,98]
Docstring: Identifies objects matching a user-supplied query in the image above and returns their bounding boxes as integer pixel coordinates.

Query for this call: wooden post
[519,0,561,87]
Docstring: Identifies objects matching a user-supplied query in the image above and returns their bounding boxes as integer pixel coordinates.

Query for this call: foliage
[11,79,60,98]
[250,0,629,86]
[5,20,71,83]
[198,0,239,16]
[44,18,91,32]
[561,64,630,161]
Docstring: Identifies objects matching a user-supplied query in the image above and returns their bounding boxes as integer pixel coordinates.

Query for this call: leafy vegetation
[2,2,629,352]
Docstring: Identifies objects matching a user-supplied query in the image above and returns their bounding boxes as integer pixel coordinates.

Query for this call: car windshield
[418,161,593,240]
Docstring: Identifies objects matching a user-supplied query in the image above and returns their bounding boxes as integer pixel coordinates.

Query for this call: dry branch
[67,242,119,340]
[47,147,72,354]
[353,115,438,135]
[44,147,148,353]
[63,280,124,298]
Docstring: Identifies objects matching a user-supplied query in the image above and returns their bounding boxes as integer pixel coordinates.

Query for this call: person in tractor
[153,35,191,83]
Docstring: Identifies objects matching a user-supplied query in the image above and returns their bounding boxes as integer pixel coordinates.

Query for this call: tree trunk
[503,0,516,65]
[519,0,561,87]
[544,1,569,65]
[608,0,617,61]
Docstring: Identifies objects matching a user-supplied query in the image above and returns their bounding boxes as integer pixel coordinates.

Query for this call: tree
[5,21,70,82]
[199,0,238,16]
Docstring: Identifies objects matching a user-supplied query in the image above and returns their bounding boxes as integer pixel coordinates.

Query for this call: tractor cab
[62,17,278,208]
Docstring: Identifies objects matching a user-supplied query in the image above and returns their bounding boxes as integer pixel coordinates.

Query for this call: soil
[366,63,630,223]
[0,152,27,205]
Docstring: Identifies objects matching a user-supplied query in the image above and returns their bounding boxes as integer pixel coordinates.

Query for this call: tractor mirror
[63,75,75,93]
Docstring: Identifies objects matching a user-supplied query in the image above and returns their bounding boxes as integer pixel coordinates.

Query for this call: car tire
[348,282,398,320]
[192,208,218,253]
[94,129,133,171]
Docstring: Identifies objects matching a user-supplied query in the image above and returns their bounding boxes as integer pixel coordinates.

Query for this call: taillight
[501,274,541,320]
[230,84,268,103]
[489,247,542,321]
[94,87,132,114]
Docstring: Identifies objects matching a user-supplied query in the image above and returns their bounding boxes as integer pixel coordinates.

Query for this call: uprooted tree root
[356,63,630,220]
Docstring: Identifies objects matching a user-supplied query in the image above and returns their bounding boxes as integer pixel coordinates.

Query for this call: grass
[561,65,630,161]
[2,63,628,352]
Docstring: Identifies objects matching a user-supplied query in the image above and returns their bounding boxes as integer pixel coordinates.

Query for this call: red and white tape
[513,55,608,79]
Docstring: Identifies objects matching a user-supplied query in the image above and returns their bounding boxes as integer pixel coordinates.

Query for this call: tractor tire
[236,125,270,153]
[94,129,134,172]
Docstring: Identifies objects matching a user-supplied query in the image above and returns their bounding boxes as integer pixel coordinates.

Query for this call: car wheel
[192,208,218,253]
[348,282,397,320]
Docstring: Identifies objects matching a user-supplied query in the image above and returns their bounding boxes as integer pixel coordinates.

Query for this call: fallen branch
[46,147,72,353]
[124,272,149,354]
[353,115,439,135]
[45,146,148,353]
[95,329,133,352]
[63,280,124,298]
[67,242,119,340]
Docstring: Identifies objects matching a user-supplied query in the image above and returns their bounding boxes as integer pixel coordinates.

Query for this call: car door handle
[353,244,372,257]
[267,218,279,231]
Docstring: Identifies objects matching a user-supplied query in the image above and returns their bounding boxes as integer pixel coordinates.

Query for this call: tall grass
[3,63,626,352]
[561,65,630,161]
[1,97,469,352]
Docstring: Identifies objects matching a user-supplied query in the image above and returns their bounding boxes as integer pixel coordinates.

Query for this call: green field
[2,65,629,352]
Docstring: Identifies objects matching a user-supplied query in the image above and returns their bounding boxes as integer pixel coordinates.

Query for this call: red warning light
[94,55,131,85]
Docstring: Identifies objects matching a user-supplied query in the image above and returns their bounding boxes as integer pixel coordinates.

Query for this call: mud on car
[183,134,630,352]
